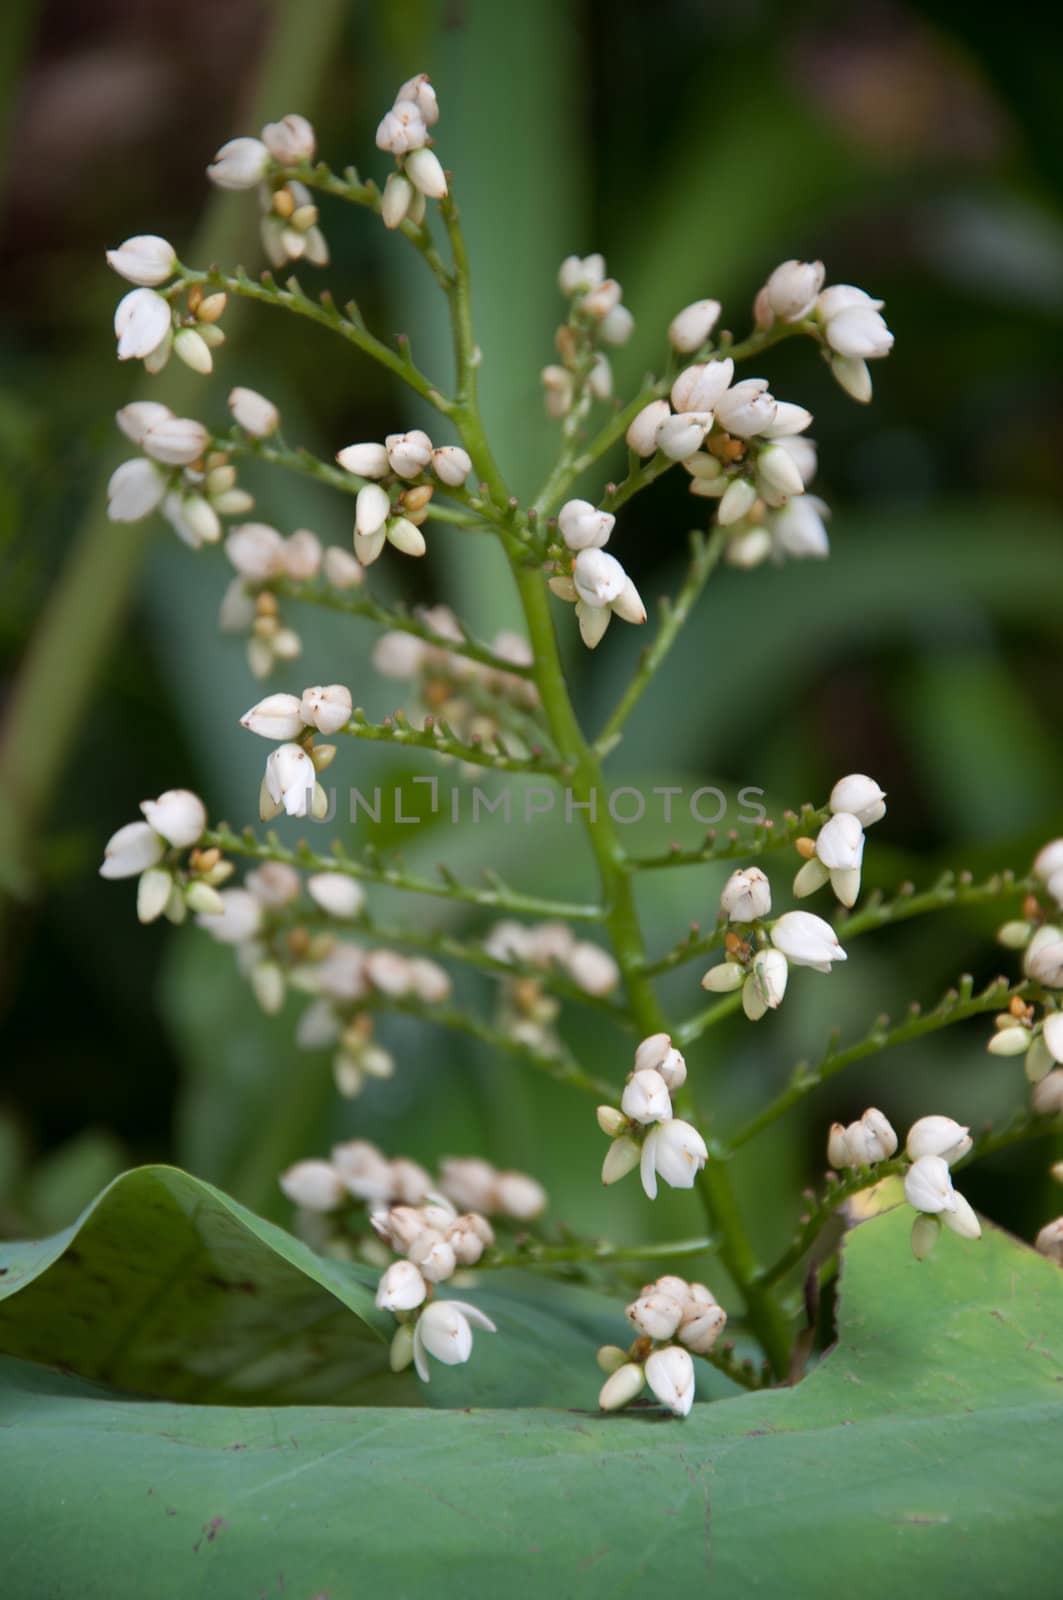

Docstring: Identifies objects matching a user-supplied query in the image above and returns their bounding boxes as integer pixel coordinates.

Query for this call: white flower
[904,1153,955,1214]
[572,548,624,606]
[99,820,165,880]
[559,253,605,296]
[1035,1218,1063,1263]
[670,359,734,414]
[407,955,451,1002]
[829,1107,897,1167]
[715,378,777,438]
[742,949,789,1019]
[229,386,279,437]
[756,443,806,505]
[599,1362,646,1412]
[265,743,317,817]
[678,1293,727,1355]
[770,910,846,972]
[627,1289,684,1341]
[814,811,865,908]
[107,459,166,522]
[634,1033,687,1092]
[701,961,745,993]
[300,683,353,735]
[1043,1013,1063,1064]
[140,416,209,466]
[831,355,873,403]
[824,305,894,360]
[718,479,758,526]
[432,446,473,486]
[114,288,172,362]
[621,1069,673,1125]
[396,73,439,125]
[307,872,364,919]
[656,413,711,461]
[943,1192,981,1240]
[337,441,390,478]
[240,693,306,740]
[905,1115,972,1165]
[565,940,620,995]
[106,234,177,287]
[494,1171,545,1219]
[600,304,635,345]
[225,522,287,581]
[408,1231,457,1284]
[626,399,671,457]
[558,499,614,551]
[1033,839,1063,884]
[246,862,301,906]
[261,113,316,165]
[1033,1070,1063,1116]
[208,136,270,189]
[279,1159,346,1212]
[601,1136,641,1185]
[1027,931,1063,989]
[376,1260,427,1312]
[377,99,428,155]
[172,328,213,375]
[763,259,825,322]
[640,1119,708,1200]
[323,546,364,588]
[115,400,173,444]
[988,1024,1031,1057]
[139,789,206,848]
[439,1157,497,1213]
[448,1213,493,1266]
[386,429,433,479]
[196,888,263,944]
[829,773,886,827]
[412,1299,496,1381]
[668,299,721,353]
[644,1346,695,1417]
[769,495,830,560]
[405,147,448,199]
[720,866,771,922]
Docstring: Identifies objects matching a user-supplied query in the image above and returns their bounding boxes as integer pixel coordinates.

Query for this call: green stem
[335,707,560,776]
[629,803,829,870]
[481,1234,714,1270]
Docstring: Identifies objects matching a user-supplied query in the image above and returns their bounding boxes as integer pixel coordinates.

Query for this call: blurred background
[1,0,1061,1283]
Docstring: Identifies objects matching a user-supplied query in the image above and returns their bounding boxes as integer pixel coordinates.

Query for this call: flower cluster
[753,260,895,403]
[703,907,847,1021]
[222,517,364,679]
[239,682,352,818]
[99,790,220,923]
[483,918,619,1047]
[541,253,634,423]
[597,1274,727,1418]
[280,1137,433,1213]
[792,773,887,908]
[336,435,472,565]
[106,401,254,546]
[109,245,227,377]
[597,1034,708,1200]
[548,499,647,650]
[986,840,1063,1111]
[376,74,448,219]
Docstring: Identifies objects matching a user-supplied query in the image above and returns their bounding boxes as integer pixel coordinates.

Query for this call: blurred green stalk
[0,0,347,906]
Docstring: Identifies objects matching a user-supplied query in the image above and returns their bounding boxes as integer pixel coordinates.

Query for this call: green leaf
[3,1195,1063,1594]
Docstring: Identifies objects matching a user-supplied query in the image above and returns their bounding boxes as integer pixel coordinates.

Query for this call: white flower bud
[742,973,768,1022]
[265,743,317,817]
[611,578,646,625]
[1043,1013,1063,1064]
[724,528,772,567]
[831,355,873,403]
[988,1025,1031,1057]
[634,1033,686,1091]
[208,136,270,189]
[640,1119,708,1200]
[627,1290,684,1340]
[1034,839,1063,883]
[99,820,164,880]
[114,288,172,361]
[115,400,172,445]
[827,1122,851,1169]
[196,888,262,944]
[413,1299,495,1380]
[942,1192,981,1240]
[910,1213,941,1260]
[542,364,574,417]
[557,499,613,553]
[621,1069,673,1125]
[566,940,620,995]
[761,402,814,439]
[602,1136,641,1186]
[715,378,777,438]
[106,234,177,287]
[596,1344,628,1375]
[588,352,613,399]
[670,358,734,415]
[598,1362,645,1412]
[431,445,473,486]
[718,478,758,526]
[172,328,213,375]
[860,1107,898,1160]
[439,1157,497,1213]
[240,693,306,739]
[770,495,830,560]
[495,1171,547,1220]
[720,866,772,922]
[656,413,710,461]
[386,516,427,557]
[816,812,864,873]
[1026,1037,1054,1084]
[306,872,364,919]
[228,386,279,438]
[376,1259,428,1311]
[597,1105,626,1136]
[185,881,225,918]
[405,146,448,199]
[225,522,286,581]
[1033,1069,1063,1116]
[559,253,605,296]
[829,774,886,827]
[645,1345,695,1417]
[279,1158,346,1212]
[599,304,635,345]
[139,415,208,467]
[336,441,390,478]
[701,961,745,993]
[824,306,893,360]
[749,948,788,1012]
[246,862,301,907]
[1035,1218,1063,1263]
[323,546,364,588]
[300,683,352,735]
[386,429,433,479]
[380,171,415,230]
[756,443,806,504]
[793,858,830,898]
[626,399,671,457]
[395,74,439,126]
[573,548,626,607]
[678,1301,727,1355]
[668,298,721,353]
[1027,932,1063,989]
[905,1115,972,1165]
[408,1231,457,1284]
[139,789,206,848]
[904,1154,955,1215]
[448,1214,491,1266]
[352,484,389,541]
[261,113,316,165]
[136,867,173,924]
[770,910,846,971]
[764,259,824,322]
[376,101,427,156]
[107,459,165,523]
[364,950,413,997]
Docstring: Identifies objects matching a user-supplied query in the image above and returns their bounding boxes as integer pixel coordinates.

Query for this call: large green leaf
[3,1192,1063,1594]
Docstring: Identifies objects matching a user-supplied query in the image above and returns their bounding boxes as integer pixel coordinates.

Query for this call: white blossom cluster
[596,1034,708,1201]
[548,499,646,650]
[984,839,1063,1119]
[99,789,218,924]
[792,773,887,909]
[336,435,472,565]
[108,241,225,377]
[376,74,449,223]
[374,1193,496,1384]
[597,1274,727,1419]
[541,253,635,422]
[483,918,620,1047]
[205,112,326,267]
[106,400,253,545]
[239,682,353,819]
